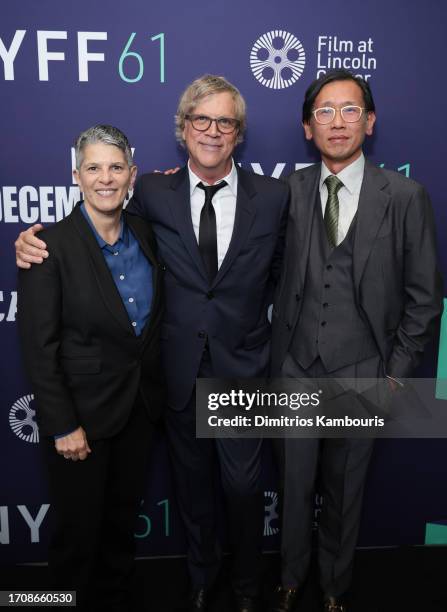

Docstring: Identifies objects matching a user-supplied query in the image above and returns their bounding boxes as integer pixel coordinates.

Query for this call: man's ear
[302,120,313,141]
[365,111,376,136]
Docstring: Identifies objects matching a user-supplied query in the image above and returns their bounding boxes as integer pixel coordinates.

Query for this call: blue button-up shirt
[80,203,153,335]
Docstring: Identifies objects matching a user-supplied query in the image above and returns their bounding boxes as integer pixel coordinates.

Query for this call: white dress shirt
[188,160,238,269]
[319,153,365,245]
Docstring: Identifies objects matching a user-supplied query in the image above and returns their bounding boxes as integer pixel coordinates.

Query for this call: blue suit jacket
[128,165,289,409]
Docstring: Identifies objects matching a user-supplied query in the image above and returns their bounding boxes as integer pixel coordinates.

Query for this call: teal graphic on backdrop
[425,520,447,544]
[379,162,410,177]
[135,498,171,539]
[118,32,165,83]
[436,298,447,399]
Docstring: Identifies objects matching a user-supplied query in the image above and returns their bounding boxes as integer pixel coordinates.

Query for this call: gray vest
[290,197,378,372]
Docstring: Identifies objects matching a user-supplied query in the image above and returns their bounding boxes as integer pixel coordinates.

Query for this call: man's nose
[205,119,219,136]
[332,108,345,128]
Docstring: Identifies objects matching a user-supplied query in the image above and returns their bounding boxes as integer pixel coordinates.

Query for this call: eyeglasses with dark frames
[185,114,240,134]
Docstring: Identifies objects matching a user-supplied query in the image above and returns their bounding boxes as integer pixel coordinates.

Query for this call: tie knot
[198,181,227,201]
[324,174,343,195]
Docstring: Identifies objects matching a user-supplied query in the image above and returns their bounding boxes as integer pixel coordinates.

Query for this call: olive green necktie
[324,175,343,248]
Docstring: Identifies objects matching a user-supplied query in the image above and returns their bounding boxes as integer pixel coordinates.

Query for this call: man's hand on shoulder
[152,167,180,175]
[15,224,48,269]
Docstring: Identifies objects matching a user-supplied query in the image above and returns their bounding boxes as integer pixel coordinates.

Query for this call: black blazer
[271,161,444,377]
[128,166,289,409]
[18,203,165,440]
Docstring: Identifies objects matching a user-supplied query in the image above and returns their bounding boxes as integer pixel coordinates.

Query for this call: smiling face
[182,91,239,183]
[303,79,376,174]
[73,142,136,218]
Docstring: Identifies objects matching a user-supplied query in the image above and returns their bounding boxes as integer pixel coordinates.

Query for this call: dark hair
[302,69,375,123]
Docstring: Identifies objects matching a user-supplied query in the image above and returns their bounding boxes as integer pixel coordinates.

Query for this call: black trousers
[43,396,154,612]
[165,350,264,597]
[275,354,378,597]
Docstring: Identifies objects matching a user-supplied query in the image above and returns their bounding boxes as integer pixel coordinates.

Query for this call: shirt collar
[320,153,365,195]
[188,158,238,198]
[80,202,126,250]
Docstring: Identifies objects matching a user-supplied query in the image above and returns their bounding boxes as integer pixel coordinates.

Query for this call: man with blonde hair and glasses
[15,74,289,612]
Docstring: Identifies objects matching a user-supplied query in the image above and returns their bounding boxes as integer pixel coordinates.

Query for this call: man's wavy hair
[175,74,246,146]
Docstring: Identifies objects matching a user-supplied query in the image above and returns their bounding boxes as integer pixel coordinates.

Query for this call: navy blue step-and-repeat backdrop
[1,0,447,563]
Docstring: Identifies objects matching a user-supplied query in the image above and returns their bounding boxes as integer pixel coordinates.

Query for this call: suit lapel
[124,210,157,267]
[213,167,256,287]
[293,163,320,288]
[167,167,209,282]
[124,211,161,344]
[353,161,390,292]
[71,204,135,335]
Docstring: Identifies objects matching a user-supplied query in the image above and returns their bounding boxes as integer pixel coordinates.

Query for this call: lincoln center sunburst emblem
[9,394,39,443]
[250,30,306,89]
[264,490,280,536]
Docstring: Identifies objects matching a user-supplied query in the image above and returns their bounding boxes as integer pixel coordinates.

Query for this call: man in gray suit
[270,70,443,612]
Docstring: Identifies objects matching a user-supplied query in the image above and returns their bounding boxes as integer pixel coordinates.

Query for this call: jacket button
[324,283,330,289]
[321,321,327,327]
[326,264,333,271]
[198,331,206,338]
[206,291,214,300]
[286,323,292,330]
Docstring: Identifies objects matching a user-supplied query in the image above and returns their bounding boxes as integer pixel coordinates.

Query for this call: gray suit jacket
[271,160,443,378]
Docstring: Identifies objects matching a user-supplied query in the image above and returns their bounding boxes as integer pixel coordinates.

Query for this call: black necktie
[197,181,227,282]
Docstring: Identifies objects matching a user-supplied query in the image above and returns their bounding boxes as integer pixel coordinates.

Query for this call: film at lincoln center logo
[250,30,305,89]
[9,394,39,443]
